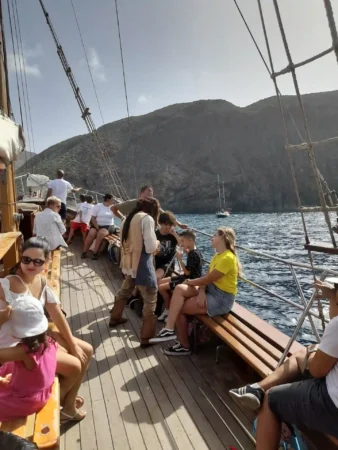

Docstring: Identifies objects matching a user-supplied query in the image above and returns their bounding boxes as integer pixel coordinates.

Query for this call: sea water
[175,212,338,345]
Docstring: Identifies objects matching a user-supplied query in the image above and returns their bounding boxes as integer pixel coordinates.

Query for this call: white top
[319,316,338,408]
[75,202,83,212]
[73,202,93,224]
[48,178,73,204]
[33,208,67,250]
[122,215,157,276]
[92,203,114,227]
[0,275,60,348]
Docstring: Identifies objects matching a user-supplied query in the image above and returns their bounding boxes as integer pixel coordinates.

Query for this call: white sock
[250,383,262,390]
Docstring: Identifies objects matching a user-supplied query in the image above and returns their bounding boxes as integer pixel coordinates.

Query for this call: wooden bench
[196,302,305,378]
[104,234,121,248]
[0,249,62,448]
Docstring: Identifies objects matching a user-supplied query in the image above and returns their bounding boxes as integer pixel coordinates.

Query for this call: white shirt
[122,215,157,276]
[48,178,73,204]
[0,276,60,348]
[74,202,93,224]
[319,316,338,407]
[92,203,114,227]
[75,202,83,212]
[33,208,67,250]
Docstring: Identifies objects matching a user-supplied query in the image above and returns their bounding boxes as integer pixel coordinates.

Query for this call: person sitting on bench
[229,278,338,450]
[0,237,93,424]
[158,229,202,322]
[149,227,240,355]
[0,296,56,422]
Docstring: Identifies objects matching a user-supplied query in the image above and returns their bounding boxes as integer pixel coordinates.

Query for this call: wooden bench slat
[232,303,304,355]
[226,313,283,362]
[0,416,29,437]
[33,378,60,449]
[213,316,279,371]
[197,315,272,378]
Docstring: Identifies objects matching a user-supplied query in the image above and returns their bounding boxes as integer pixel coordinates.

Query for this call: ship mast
[0,0,19,267]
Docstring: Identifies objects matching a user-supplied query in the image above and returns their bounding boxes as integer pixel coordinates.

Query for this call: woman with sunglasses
[150,227,240,356]
[0,237,93,423]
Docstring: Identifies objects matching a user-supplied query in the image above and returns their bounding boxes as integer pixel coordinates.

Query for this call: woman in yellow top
[150,227,240,355]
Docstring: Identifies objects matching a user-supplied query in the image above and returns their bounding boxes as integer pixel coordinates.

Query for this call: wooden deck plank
[61,243,257,450]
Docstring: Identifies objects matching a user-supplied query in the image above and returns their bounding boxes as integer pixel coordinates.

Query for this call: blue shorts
[206,283,235,317]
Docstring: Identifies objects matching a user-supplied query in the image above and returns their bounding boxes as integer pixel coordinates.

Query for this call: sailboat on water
[215,174,230,218]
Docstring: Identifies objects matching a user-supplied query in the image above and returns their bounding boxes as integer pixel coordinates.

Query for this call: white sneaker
[157,309,169,322]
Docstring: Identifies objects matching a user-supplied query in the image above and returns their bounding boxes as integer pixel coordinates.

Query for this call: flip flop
[60,409,86,424]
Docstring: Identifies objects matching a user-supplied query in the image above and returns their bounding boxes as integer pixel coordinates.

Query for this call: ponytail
[216,227,242,276]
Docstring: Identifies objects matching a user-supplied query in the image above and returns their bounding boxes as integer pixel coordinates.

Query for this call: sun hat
[8,296,48,339]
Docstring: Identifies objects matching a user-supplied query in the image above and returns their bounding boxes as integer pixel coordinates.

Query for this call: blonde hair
[216,227,242,275]
[47,196,61,207]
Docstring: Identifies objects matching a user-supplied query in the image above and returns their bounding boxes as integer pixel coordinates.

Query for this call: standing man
[112,185,188,229]
[46,170,81,222]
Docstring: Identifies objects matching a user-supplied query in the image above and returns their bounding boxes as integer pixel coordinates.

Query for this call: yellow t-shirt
[209,250,238,295]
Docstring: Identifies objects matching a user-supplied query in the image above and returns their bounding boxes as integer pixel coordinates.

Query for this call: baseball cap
[8,296,48,339]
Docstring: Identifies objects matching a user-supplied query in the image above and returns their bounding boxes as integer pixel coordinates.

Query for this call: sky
[3,0,338,153]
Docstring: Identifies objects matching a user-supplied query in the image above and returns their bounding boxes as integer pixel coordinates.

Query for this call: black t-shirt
[155,230,178,268]
[186,249,203,279]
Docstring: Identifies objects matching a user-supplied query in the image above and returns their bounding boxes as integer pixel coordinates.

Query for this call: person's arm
[112,205,124,220]
[141,216,157,254]
[0,345,26,363]
[175,220,189,230]
[170,228,181,243]
[186,269,223,287]
[55,214,66,235]
[91,216,99,230]
[0,304,11,327]
[314,280,338,319]
[45,188,52,202]
[176,251,190,276]
[71,187,81,193]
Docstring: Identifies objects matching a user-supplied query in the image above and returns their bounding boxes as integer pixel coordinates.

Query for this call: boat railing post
[277,270,327,367]
[289,264,321,342]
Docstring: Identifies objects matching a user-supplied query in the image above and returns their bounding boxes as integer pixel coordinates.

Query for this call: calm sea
[175,212,338,345]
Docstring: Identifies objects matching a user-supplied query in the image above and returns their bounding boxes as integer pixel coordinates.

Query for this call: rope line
[69,0,105,125]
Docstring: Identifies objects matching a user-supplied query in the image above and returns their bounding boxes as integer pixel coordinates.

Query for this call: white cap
[9,296,48,339]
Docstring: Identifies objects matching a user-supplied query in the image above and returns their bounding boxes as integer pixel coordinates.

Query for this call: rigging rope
[113,0,138,197]
[69,0,105,125]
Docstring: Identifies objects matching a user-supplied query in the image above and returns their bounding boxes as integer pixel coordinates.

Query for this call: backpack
[253,419,308,450]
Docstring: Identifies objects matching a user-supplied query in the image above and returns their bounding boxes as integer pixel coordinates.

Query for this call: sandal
[76,396,84,408]
[60,409,86,424]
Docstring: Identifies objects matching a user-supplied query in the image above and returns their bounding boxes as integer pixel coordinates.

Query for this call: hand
[176,250,183,260]
[314,280,336,299]
[0,374,12,386]
[197,291,206,309]
[70,344,87,366]
[178,222,189,230]
[0,305,12,326]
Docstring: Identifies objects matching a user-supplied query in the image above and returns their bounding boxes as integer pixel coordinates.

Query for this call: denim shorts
[205,283,235,317]
[268,377,338,438]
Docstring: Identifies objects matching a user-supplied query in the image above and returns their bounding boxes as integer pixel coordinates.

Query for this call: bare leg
[256,394,281,450]
[67,228,75,244]
[53,331,93,417]
[259,348,306,392]
[56,347,81,405]
[94,228,108,253]
[158,277,171,286]
[156,268,165,282]
[159,281,172,309]
[176,297,207,347]
[165,284,199,330]
[83,228,97,253]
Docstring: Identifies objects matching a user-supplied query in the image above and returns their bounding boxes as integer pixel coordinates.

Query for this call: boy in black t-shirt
[155,211,180,282]
[157,230,202,322]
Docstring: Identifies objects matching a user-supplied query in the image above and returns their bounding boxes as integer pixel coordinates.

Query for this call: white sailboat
[216,174,230,218]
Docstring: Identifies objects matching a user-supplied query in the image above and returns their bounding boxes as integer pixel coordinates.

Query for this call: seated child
[0,296,57,422]
[158,229,202,322]
[155,211,180,281]
[67,195,94,244]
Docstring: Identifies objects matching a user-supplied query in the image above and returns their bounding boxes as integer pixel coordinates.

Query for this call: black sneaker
[81,252,87,259]
[229,385,264,411]
[148,328,177,344]
[164,342,191,356]
[92,253,99,260]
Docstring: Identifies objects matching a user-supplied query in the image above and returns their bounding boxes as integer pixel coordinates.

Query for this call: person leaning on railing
[229,278,338,450]
[149,227,240,355]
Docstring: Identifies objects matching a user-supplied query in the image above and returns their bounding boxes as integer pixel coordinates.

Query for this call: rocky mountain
[17,91,338,213]
[15,151,35,171]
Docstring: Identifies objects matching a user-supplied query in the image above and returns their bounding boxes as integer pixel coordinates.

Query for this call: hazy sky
[3,0,338,153]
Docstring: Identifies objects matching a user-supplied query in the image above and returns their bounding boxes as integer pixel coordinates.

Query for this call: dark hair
[0,431,38,449]
[122,197,160,244]
[22,331,49,354]
[104,193,113,202]
[159,211,176,226]
[56,169,64,178]
[21,237,51,259]
[180,229,196,242]
[79,194,86,203]
[140,185,152,194]
[86,195,94,204]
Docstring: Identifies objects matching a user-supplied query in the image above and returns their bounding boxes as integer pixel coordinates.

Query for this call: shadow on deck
[60,243,257,450]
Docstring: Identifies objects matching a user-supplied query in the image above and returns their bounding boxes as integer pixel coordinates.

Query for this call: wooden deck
[60,243,257,450]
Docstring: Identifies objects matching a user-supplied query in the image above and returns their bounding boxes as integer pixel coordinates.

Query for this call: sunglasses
[21,256,46,267]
